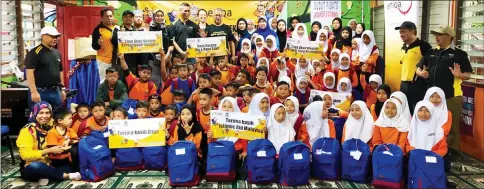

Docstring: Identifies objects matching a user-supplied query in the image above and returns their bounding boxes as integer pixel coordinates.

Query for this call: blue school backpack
[121,99,138,117]
[341,139,371,183]
[408,149,446,189]
[205,141,236,182]
[142,146,167,170]
[372,144,404,188]
[78,136,115,182]
[278,141,310,186]
[246,139,277,184]
[168,141,200,187]
[311,137,341,180]
[89,129,108,146]
[115,148,144,171]
[330,116,346,143]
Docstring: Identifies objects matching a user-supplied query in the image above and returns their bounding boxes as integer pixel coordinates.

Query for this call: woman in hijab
[235,18,252,53]
[149,10,170,87]
[354,23,366,38]
[253,16,279,48]
[276,19,287,52]
[309,21,322,41]
[287,16,301,38]
[17,102,81,185]
[334,26,353,53]
[330,17,343,41]
[342,100,374,144]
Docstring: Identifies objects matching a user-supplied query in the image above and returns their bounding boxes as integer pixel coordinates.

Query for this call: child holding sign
[298,101,335,149]
[267,103,296,155]
[372,99,409,152]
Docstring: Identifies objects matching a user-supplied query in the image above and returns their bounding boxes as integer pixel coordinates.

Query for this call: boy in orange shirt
[47,107,79,170]
[147,95,164,118]
[195,88,216,133]
[81,101,109,137]
[119,53,157,101]
[187,74,220,110]
[71,103,90,137]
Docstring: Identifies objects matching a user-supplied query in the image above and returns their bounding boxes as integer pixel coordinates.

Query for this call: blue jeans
[20,162,71,181]
[28,87,61,111]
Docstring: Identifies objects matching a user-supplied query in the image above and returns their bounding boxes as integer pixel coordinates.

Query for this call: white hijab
[268,17,277,32]
[358,30,378,63]
[337,77,352,93]
[344,101,374,143]
[390,91,412,122]
[369,74,382,88]
[268,103,296,154]
[295,58,312,79]
[407,100,443,151]
[247,19,256,34]
[351,38,362,61]
[248,93,270,120]
[291,23,308,40]
[256,57,269,69]
[330,48,341,69]
[241,38,252,54]
[339,53,351,70]
[323,72,336,89]
[254,35,265,57]
[265,35,277,52]
[296,77,308,94]
[322,92,336,109]
[424,87,448,127]
[303,101,331,147]
[316,29,329,53]
[284,96,300,126]
[375,99,410,132]
[217,97,241,143]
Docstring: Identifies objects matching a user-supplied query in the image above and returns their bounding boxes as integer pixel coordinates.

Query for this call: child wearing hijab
[333,26,353,53]
[295,57,313,79]
[248,93,271,120]
[254,66,274,96]
[330,17,342,42]
[370,84,391,121]
[358,30,379,74]
[321,72,337,92]
[269,58,292,86]
[372,99,410,152]
[291,23,309,40]
[337,77,353,102]
[390,91,412,122]
[330,48,341,70]
[342,101,374,144]
[267,103,297,155]
[424,87,452,138]
[310,21,322,41]
[316,29,333,67]
[360,72,383,108]
[350,38,362,69]
[323,92,349,119]
[298,101,336,149]
[334,53,358,88]
[284,96,304,139]
[168,104,205,158]
[276,19,287,52]
[253,35,265,59]
[259,35,280,63]
[406,100,448,157]
[294,77,311,110]
[354,23,365,38]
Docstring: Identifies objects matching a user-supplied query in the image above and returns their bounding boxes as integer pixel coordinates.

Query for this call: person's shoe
[38,178,49,186]
[69,172,82,181]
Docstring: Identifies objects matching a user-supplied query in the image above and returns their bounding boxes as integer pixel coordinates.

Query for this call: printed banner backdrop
[460,85,476,136]
[310,90,351,111]
[310,1,341,27]
[108,118,166,149]
[384,1,419,90]
[186,37,227,58]
[285,38,323,59]
[118,31,163,53]
[210,110,266,140]
[460,85,484,161]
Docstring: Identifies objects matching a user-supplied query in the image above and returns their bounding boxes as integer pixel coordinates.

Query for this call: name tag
[257,151,266,157]
[175,148,185,155]
[425,156,437,163]
[293,153,303,160]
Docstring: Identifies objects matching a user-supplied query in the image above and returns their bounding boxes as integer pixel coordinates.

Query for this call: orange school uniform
[46,127,79,160]
[81,116,109,136]
[168,125,203,158]
[125,72,157,101]
[372,126,408,153]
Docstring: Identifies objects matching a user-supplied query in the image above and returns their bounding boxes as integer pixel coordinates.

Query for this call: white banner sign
[310,1,341,26]
[108,118,166,148]
[210,110,266,140]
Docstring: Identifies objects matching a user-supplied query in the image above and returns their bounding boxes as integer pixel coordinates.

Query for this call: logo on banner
[387,1,413,15]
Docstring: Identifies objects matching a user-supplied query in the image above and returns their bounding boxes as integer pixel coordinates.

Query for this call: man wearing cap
[416,26,472,151]
[206,8,236,62]
[25,26,65,109]
[92,8,119,83]
[396,21,432,113]
[120,10,149,77]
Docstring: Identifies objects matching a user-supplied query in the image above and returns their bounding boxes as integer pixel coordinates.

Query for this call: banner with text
[310,90,351,111]
[186,37,227,58]
[285,38,323,59]
[108,118,166,149]
[210,110,266,140]
[310,1,341,26]
[118,31,163,54]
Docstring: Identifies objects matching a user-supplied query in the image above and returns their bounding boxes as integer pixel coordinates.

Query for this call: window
[458,0,484,83]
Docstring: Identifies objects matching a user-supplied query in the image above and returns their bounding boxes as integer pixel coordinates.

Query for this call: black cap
[122,10,134,17]
[395,21,417,30]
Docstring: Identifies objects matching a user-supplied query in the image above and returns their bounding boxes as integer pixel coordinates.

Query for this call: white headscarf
[303,101,331,147]
[265,35,277,52]
[337,77,352,93]
[267,103,296,154]
[256,57,269,69]
[316,29,329,53]
[217,97,241,143]
[358,30,378,63]
[390,91,412,122]
[247,19,256,34]
[369,74,382,88]
[322,92,336,109]
[339,53,351,70]
[407,100,443,151]
[295,57,313,79]
[351,38,362,61]
[291,23,308,40]
[344,101,374,143]
[424,87,448,127]
[254,35,265,57]
[323,72,336,89]
[375,99,410,132]
[241,38,252,54]
[268,17,277,32]
[296,77,309,94]
[330,48,342,69]
[284,96,300,126]
[248,93,270,119]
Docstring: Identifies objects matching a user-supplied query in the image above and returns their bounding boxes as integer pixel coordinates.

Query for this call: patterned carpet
[1,146,484,189]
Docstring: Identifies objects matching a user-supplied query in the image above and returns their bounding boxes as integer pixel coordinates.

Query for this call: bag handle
[355,139,359,151]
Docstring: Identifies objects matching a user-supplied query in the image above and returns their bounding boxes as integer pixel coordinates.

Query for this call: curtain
[67,59,100,108]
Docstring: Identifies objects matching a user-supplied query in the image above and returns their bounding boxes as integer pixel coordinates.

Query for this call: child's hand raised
[117,52,124,59]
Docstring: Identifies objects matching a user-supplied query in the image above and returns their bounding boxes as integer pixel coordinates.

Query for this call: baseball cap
[395,21,417,30]
[431,26,455,37]
[122,10,134,17]
[40,26,61,36]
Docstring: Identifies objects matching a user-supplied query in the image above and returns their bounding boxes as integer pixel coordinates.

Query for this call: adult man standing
[396,21,432,113]
[92,8,119,82]
[206,8,236,62]
[26,26,66,109]
[416,26,472,150]
[120,10,149,77]
[171,3,200,58]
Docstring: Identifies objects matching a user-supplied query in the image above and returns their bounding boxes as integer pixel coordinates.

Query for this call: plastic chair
[1,125,15,164]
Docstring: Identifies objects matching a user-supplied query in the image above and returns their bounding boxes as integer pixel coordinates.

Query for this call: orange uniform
[150,111,165,118]
[192,93,219,111]
[81,116,109,136]
[372,126,408,153]
[336,69,358,88]
[125,72,157,101]
[253,83,274,97]
[406,111,452,157]
[46,127,79,160]
[370,104,378,121]
[168,125,204,157]
[360,74,378,108]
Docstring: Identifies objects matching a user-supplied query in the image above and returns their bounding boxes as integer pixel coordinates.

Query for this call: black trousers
[400,81,427,115]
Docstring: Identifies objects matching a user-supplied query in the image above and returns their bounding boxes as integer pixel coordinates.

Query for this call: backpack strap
[173,78,179,90]
[188,78,193,90]
[147,81,154,93]
[128,78,140,92]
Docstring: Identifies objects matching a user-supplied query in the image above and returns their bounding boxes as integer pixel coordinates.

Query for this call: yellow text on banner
[210,110,266,141]
[108,118,166,149]
[118,31,163,54]
[186,37,227,58]
[310,89,352,112]
[285,38,323,60]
